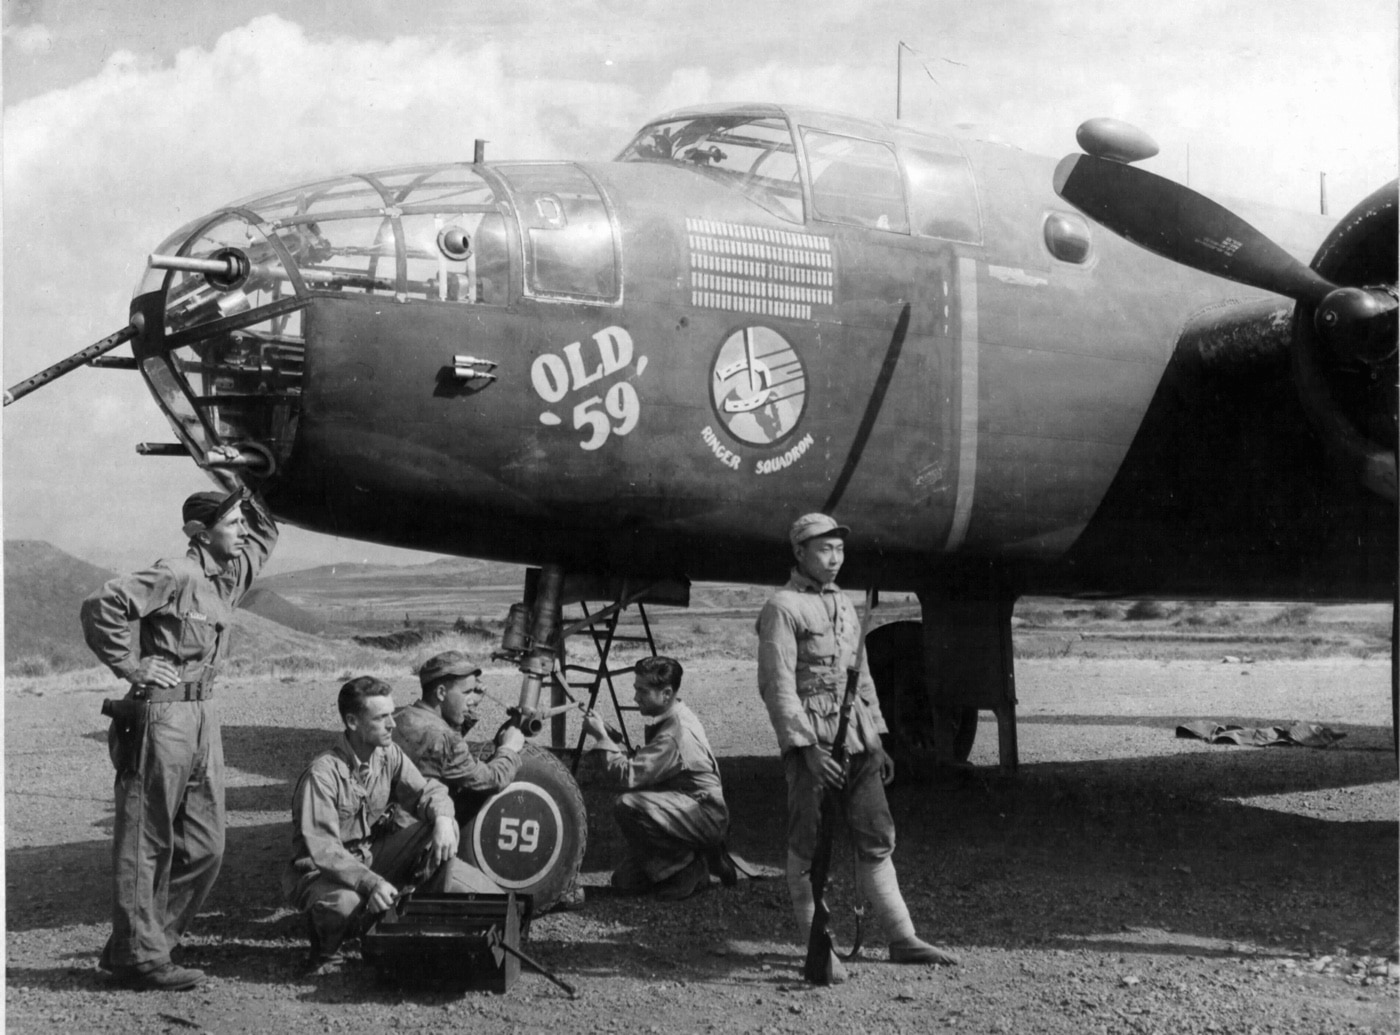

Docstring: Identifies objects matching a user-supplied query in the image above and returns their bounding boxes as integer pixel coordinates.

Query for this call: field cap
[789,512,850,547]
[182,487,247,536]
[419,650,483,689]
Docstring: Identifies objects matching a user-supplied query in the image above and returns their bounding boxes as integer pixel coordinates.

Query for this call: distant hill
[256,556,780,636]
[4,540,115,671]
[221,608,342,666]
[239,587,328,636]
[4,540,335,675]
[262,555,524,592]
[260,556,528,635]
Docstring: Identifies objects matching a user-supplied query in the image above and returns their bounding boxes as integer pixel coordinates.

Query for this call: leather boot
[706,841,740,886]
[114,961,206,991]
[655,854,710,901]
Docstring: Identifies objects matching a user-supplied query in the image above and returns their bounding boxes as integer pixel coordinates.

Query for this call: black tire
[459,742,587,913]
[867,620,930,757]
[866,619,977,764]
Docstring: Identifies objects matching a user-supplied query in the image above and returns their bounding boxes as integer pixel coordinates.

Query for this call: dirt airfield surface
[6,655,1397,1034]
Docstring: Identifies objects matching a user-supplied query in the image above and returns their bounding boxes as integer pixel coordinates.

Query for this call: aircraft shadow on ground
[222,725,342,788]
[993,736,1397,795]
[74,725,337,822]
[9,741,1394,992]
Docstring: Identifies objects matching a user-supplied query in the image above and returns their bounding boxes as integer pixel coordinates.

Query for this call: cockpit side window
[802,130,909,233]
[497,164,620,303]
[617,115,803,224]
[902,147,982,244]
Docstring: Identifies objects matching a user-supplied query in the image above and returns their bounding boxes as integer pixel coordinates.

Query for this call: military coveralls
[284,738,498,953]
[392,701,522,817]
[756,568,894,865]
[79,494,278,975]
[599,700,730,884]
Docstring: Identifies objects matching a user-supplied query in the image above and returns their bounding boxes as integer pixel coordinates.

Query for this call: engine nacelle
[1292,180,1398,500]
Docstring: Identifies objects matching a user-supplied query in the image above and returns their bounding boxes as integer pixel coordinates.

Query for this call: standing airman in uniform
[81,486,278,991]
[756,513,957,982]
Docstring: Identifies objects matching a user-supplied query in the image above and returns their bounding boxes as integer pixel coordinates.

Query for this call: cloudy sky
[3,0,1395,574]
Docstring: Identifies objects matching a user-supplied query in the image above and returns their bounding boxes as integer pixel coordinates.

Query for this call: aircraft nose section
[130,164,517,487]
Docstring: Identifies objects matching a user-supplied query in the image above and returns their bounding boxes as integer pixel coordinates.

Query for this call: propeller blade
[1053,153,1337,304]
[4,315,145,406]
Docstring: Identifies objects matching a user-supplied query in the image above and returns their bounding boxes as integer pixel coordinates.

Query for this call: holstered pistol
[101,697,149,773]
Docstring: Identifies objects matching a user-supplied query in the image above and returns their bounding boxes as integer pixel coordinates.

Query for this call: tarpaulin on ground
[1175,721,1346,748]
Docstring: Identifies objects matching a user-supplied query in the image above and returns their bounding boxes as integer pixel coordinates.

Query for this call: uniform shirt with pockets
[392,701,521,794]
[600,700,728,814]
[286,737,453,896]
[756,568,887,757]
[79,495,278,683]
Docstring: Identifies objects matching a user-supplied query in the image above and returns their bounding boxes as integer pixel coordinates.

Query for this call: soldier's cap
[182,488,248,536]
[418,650,483,689]
[789,512,850,547]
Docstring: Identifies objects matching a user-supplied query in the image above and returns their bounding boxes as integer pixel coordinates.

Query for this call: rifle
[803,586,876,985]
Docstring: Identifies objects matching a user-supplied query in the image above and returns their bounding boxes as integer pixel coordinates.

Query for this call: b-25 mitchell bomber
[9,102,1394,909]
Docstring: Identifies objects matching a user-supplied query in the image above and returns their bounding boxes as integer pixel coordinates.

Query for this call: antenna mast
[896,41,906,120]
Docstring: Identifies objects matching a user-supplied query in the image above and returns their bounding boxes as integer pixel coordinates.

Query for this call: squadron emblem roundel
[710,326,807,446]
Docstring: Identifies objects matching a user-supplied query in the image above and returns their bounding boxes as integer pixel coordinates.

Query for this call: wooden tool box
[362,891,531,993]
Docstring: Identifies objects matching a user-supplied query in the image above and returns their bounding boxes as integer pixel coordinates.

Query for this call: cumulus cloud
[891,1,1395,214]
[0,14,668,566]
[5,21,53,55]
[650,62,861,116]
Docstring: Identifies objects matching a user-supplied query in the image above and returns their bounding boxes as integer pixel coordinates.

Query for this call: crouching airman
[283,676,500,974]
[582,656,738,901]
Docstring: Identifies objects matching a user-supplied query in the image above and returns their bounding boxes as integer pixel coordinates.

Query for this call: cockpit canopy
[617,103,980,241]
[135,161,622,480]
[617,113,804,223]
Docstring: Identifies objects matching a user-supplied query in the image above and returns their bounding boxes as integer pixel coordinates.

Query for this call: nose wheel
[458,743,587,913]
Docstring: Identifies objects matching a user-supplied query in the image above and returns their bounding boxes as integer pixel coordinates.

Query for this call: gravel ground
[6,656,1397,1034]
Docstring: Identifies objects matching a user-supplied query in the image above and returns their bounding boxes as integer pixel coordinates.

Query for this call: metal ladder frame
[547,583,662,773]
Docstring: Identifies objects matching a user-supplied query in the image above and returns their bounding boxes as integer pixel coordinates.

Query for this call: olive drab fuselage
[130,102,1394,600]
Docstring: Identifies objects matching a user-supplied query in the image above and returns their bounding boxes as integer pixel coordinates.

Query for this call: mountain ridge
[4,539,332,673]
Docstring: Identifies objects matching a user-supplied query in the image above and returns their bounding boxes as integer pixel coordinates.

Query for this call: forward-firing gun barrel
[148,253,239,276]
[150,250,344,291]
